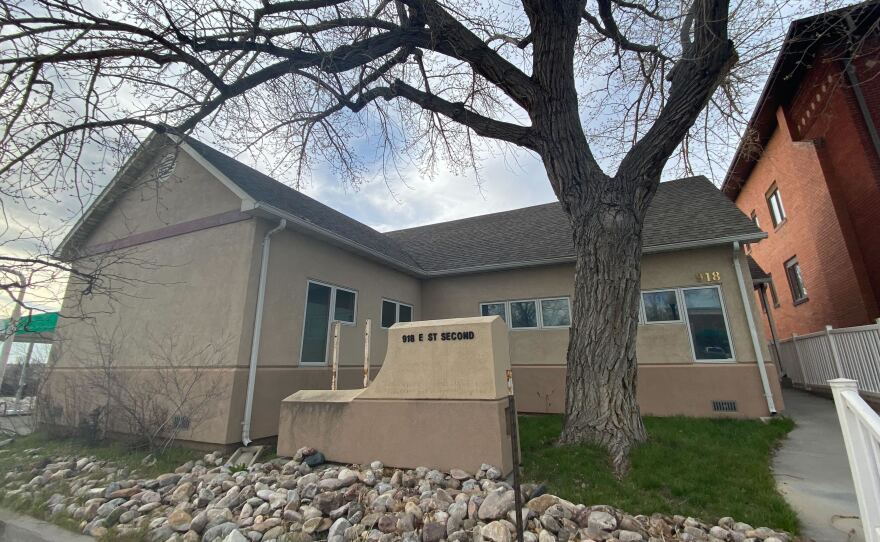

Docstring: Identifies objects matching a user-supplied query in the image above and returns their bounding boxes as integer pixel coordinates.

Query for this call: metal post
[363,319,372,388]
[506,369,524,542]
[826,325,846,379]
[0,267,27,388]
[13,342,34,414]
[330,320,341,390]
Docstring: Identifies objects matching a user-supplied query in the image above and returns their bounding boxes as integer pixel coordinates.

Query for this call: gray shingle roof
[748,255,771,282]
[385,176,764,273]
[185,140,764,275]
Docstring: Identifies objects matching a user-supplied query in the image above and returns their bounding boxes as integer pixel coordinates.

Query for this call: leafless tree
[40,325,230,452]
[1,0,860,472]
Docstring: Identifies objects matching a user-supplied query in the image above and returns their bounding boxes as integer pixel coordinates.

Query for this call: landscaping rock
[168,509,193,532]
[479,488,515,520]
[0,446,794,542]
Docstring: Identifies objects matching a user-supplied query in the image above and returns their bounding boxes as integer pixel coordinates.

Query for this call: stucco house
[49,133,784,447]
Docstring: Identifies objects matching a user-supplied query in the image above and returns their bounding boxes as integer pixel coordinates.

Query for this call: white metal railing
[830,379,880,542]
[774,321,880,397]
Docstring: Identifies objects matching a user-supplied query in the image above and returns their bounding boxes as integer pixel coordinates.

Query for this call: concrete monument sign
[277,316,513,474]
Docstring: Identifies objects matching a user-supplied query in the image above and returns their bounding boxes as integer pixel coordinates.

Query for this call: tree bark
[556,178,650,477]
[523,0,653,476]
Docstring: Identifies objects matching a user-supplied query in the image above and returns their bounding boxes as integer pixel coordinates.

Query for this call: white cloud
[300,148,556,232]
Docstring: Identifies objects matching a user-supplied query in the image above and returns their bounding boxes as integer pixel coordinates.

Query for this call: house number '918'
[696,271,721,282]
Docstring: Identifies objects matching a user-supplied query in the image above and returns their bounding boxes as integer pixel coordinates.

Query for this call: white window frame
[539,297,573,329]
[639,288,684,325]
[766,185,786,227]
[380,298,414,329]
[508,299,540,330]
[299,280,358,366]
[680,284,736,363]
[479,297,572,330]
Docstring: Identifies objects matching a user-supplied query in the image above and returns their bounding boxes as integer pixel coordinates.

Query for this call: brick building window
[766,185,786,227]
[784,256,808,305]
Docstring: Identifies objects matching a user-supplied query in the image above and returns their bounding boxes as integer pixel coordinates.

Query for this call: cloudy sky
[290,146,555,233]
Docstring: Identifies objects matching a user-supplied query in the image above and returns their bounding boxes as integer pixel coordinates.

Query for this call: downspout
[732,242,777,415]
[241,218,287,446]
[758,284,783,371]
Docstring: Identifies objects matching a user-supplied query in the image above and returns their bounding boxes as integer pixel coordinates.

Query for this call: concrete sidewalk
[773,388,863,542]
[0,508,90,541]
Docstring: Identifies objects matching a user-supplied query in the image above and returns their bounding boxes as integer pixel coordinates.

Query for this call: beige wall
[254,226,422,369]
[49,146,260,445]
[54,219,258,370]
[421,245,766,366]
[238,225,423,440]
[49,141,782,445]
[85,147,242,246]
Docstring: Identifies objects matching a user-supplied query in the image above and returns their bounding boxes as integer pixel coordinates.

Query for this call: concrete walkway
[0,508,91,541]
[773,388,863,542]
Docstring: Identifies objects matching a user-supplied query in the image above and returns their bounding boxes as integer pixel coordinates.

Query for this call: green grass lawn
[519,415,798,533]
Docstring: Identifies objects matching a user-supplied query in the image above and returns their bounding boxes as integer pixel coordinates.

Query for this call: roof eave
[416,231,769,277]
[53,132,163,261]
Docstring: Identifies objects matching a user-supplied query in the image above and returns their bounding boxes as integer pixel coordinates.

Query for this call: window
[480,297,571,329]
[510,300,538,329]
[751,210,760,229]
[300,281,357,365]
[766,186,786,227]
[785,257,808,304]
[334,289,356,323]
[641,290,681,323]
[480,302,507,322]
[682,286,734,361]
[381,299,413,328]
[540,298,571,327]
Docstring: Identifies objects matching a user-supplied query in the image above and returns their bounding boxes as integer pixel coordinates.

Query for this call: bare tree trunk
[523,0,653,476]
[557,182,650,476]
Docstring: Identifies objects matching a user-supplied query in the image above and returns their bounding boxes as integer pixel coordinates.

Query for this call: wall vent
[172,415,191,429]
[712,400,738,413]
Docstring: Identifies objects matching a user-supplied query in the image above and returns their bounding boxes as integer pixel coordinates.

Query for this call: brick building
[723,2,880,342]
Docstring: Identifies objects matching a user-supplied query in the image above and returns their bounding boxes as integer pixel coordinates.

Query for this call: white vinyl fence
[773,321,880,398]
[830,379,880,542]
